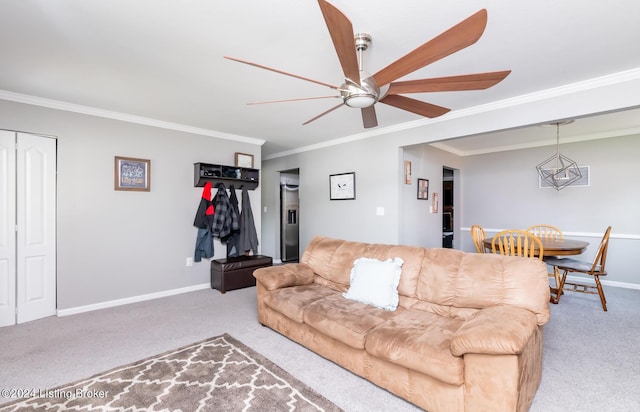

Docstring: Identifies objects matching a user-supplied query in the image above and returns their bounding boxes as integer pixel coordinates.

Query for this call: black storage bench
[210,255,272,293]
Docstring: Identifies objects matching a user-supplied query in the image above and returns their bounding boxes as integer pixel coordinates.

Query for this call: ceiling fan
[224,0,511,128]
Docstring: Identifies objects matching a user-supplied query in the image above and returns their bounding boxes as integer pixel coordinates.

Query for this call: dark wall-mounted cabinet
[194,162,259,190]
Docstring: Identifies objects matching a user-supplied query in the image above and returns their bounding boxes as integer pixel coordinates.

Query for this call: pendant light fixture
[536,120,581,190]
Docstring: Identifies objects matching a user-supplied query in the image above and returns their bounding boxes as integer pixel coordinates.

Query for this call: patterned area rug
[0,334,342,411]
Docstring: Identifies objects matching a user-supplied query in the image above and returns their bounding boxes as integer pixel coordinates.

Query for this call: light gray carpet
[1,285,639,411]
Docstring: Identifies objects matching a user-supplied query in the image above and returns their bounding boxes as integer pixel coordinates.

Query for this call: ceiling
[1,0,640,157]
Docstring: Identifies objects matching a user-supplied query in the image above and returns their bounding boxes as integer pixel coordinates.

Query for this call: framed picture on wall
[404,160,412,184]
[417,178,429,199]
[234,152,254,168]
[114,156,150,191]
[329,172,356,200]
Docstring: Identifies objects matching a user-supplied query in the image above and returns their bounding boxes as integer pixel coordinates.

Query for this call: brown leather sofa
[253,236,550,411]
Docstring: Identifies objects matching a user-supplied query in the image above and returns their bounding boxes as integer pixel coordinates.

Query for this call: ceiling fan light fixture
[344,93,377,108]
[341,71,379,108]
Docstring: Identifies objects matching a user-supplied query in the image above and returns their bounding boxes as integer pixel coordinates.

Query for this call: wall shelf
[194,162,259,190]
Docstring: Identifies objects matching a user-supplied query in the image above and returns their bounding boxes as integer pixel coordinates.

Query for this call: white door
[16,133,57,323]
[0,131,17,326]
[0,131,56,327]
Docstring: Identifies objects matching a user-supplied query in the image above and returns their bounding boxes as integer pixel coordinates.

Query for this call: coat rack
[194,162,259,190]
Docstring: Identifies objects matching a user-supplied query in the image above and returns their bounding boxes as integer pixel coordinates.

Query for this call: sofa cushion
[415,249,550,324]
[302,237,368,287]
[343,257,404,311]
[301,237,425,301]
[304,294,402,349]
[264,284,336,323]
[254,263,315,290]
[365,309,465,386]
[450,306,539,356]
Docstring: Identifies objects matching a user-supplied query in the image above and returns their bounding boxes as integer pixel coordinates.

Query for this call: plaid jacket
[212,184,239,238]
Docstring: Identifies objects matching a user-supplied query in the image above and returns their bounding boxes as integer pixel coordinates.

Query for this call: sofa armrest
[253,263,315,291]
[450,306,538,356]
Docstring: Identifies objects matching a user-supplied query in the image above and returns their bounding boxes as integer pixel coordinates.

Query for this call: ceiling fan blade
[302,102,345,125]
[317,0,361,84]
[361,106,378,128]
[380,95,450,118]
[373,9,488,87]
[386,70,511,95]
[224,56,338,90]
[247,96,340,105]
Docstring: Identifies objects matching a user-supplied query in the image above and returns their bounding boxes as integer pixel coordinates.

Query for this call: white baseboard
[57,283,210,317]
[565,275,640,290]
[56,274,638,318]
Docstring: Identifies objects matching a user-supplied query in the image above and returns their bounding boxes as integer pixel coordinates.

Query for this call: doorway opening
[280,169,299,262]
[442,167,455,248]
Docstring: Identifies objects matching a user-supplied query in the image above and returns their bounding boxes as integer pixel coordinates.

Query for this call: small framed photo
[114,156,150,191]
[404,160,412,184]
[417,178,429,199]
[235,152,254,168]
[330,172,356,200]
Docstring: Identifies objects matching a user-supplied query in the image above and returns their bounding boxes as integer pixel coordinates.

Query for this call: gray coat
[238,187,259,255]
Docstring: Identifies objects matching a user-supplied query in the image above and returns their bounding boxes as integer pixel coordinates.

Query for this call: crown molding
[0,89,265,146]
[266,68,640,160]
[430,126,640,156]
[3,67,639,158]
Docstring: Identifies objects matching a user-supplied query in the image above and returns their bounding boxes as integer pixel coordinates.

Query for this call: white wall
[0,100,262,310]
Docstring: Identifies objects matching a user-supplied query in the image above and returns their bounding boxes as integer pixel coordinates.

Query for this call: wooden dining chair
[471,224,487,253]
[491,230,544,261]
[527,224,564,301]
[544,226,612,311]
[526,224,564,240]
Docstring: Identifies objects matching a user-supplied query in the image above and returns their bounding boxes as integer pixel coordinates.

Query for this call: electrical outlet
[186,257,193,267]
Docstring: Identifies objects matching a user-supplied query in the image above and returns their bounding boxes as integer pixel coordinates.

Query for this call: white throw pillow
[343,257,404,311]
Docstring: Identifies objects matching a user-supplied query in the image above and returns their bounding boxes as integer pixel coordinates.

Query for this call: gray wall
[461,135,639,234]
[0,100,262,310]
[402,144,463,248]
[459,134,640,286]
[261,136,404,260]
[263,132,640,288]
[3,67,639,312]
[261,73,640,288]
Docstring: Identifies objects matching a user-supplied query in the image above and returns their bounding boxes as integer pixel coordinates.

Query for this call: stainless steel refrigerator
[280,184,299,262]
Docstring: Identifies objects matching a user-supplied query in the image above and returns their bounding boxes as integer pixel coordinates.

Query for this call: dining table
[483,237,589,256]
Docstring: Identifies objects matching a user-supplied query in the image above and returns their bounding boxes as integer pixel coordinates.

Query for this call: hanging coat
[212,183,239,239]
[238,186,259,255]
[224,185,241,257]
[193,182,215,262]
